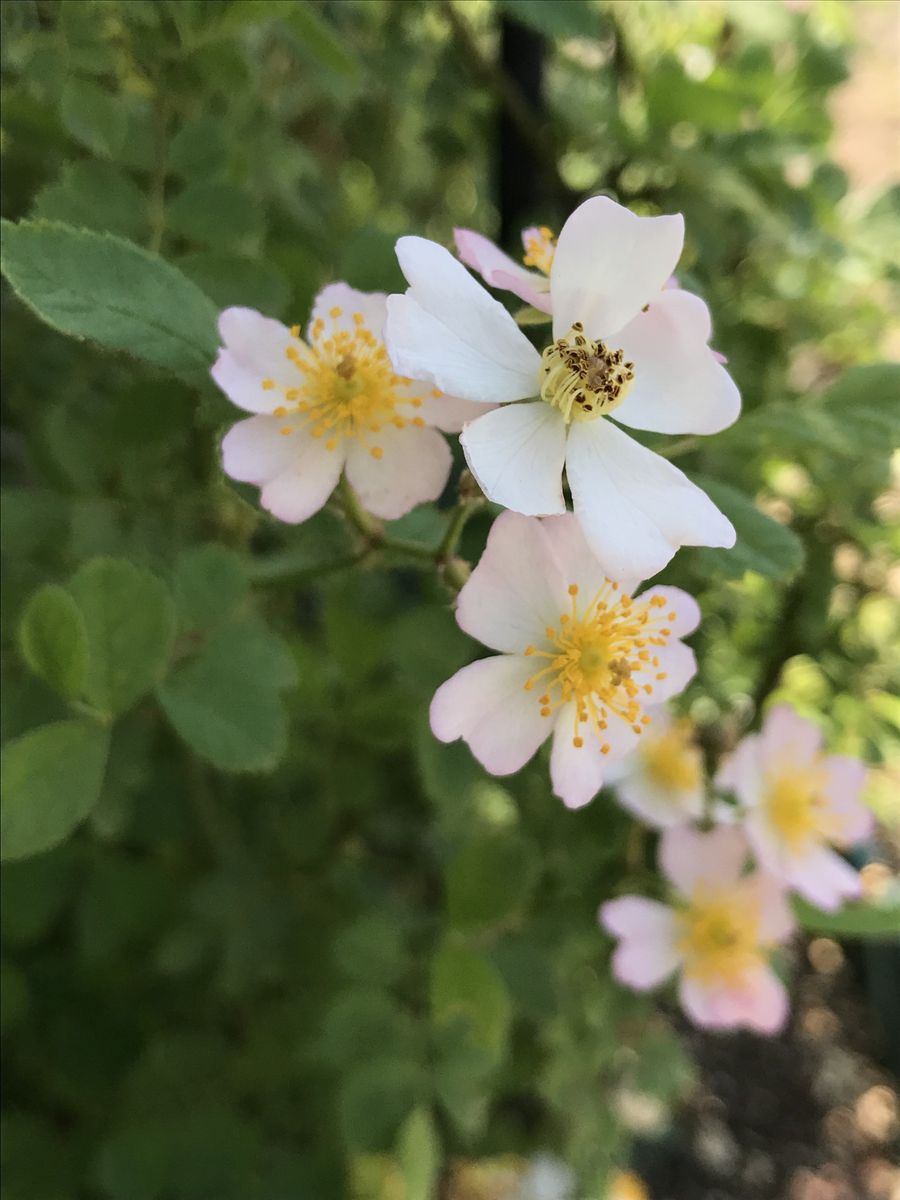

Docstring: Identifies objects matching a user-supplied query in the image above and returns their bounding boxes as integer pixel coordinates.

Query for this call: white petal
[786,845,863,912]
[551,197,684,340]
[680,967,789,1034]
[565,419,735,581]
[550,703,611,808]
[221,415,301,484]
[211,308,302,413]
[615,772,705,830]
[614,290,741,434]
[397,385,495,433]
[634,585,701,639]
[821,756,873,845]
[429,655,552,775]
[454,228,552,312]
[344,425,451,520]
[455,512,568,654]
[741,874,796,943]
[257,432,345,524]
[310,282,388,340]
[461,402,567,515]
[601,898,681,989]
[644,641,697,703]
[387,236,541,403]
[716,734,764,809]
[385,294,538,405]
[659,825,749,896]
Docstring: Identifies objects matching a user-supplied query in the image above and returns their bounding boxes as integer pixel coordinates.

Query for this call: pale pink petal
[460,402,567,515]
[455,512,568,654]
[565,419,735,581]
[716,734,764,808]
[386,237,541,403]
[659,825,749,895]
[310,283,388,340]
[211,308,301,412]
[821,755,873,845]
[540,513,633,599]
[680,965,789,1034]
[221,415,302,484]
[601,898,681,989]
[551,197,684,340]
[257,433,345,524]
[429,655,552,775]
[344,425,451,520]
[744,808,793,876]
[454,228,552,313]
[741,874,796,943]
[549,703,611,809]
[399,387,495,433]
[787,845,863,912]
[614,290,741,435]
[634,585,701,638]
[759,704,823,767]
[645,641,697,703]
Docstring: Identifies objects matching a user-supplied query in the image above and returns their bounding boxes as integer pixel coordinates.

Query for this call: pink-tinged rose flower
[715,705,874,912]
[386,196,739,581]
[211,283,488,524]
[600,826,795,1035]
[606,708,706,829]
[429,511,701,809]
[454,224,555,313]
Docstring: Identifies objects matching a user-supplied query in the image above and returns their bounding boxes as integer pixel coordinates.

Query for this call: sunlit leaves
[18,584,88,701]
[692,476,805,580]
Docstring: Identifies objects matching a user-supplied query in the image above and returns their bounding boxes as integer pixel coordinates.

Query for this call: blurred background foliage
[1,1,898,1197]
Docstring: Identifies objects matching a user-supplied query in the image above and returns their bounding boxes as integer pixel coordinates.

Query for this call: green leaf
[173,544,249,629]
[32,160,148,239]
[167,181,263,247]
[446,830,540,934]
[497,0,603,39]
[333,914,407,987]
[168,116,230,180]
[176,252,291,318]
[793,894,900,940]
[0,220,219,373]
[60,77,126,158]
[339,1059,426,1152]
[157,618,296,771]
[430,938,511,1064]
[285,4,361,78]
[396,1107,441,1200]
[1,720,110,861]
[691,475,805,580]
[18,583,89,700]
[68,558,177,717]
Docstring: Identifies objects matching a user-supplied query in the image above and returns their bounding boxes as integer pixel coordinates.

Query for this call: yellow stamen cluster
[676,886,764,986]
[522,225,557,274]
[540,322,634,424]
[765,764,834,852]
[262,309,429,457]
[523,583,675,751]
[642,719,702,792]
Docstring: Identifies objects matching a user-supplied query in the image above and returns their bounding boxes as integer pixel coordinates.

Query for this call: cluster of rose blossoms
[210,197,873,1036]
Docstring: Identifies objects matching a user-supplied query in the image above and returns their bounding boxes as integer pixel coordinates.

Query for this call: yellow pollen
[676,887,763,986]
[522,224,556,274]
[261,378,275,390]
[290,324,300,338]
[370,446,384,459]
[279,426,292,436]
[523,580,675,749]
[540,322,635,424]
[765,764,835,851]
[273,406,287,418]
[642,719,702,792]
[329,306,342,318]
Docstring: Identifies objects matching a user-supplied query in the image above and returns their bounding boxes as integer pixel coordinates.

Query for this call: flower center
[261,307,425,458]
[765,764,832,851]
[642,720,702,793]
[523,583,675,752]
[522,225,556,274]
[676,887,762,986]
[540,323,635,424]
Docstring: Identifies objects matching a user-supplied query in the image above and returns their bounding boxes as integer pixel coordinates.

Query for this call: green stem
[656,436,699,460]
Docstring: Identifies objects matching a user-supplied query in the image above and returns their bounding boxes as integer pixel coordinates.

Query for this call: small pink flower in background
[429,511,701,809]
[606,708,706,829]
[211,283,486,524]
[600,826,795,1034]
[386,195,740,581]
[716,704,873,912]
[454,224,556,314]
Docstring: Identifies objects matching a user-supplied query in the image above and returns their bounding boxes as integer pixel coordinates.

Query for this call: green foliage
[1,0,897,1194]
[1,720,110,860]
[0,221,219,372]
